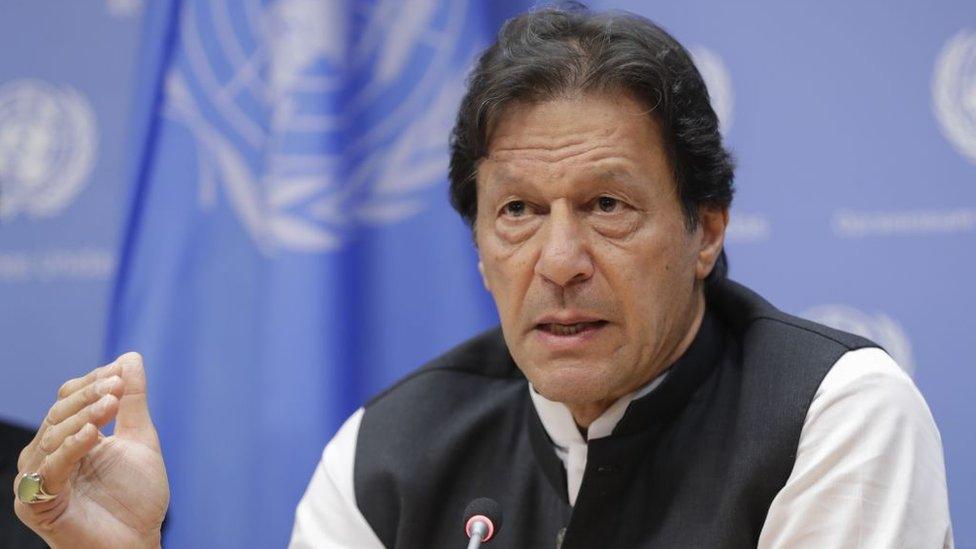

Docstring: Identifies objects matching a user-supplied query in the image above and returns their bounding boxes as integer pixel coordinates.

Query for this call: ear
[477,259,491,291]
[695,206,729,281]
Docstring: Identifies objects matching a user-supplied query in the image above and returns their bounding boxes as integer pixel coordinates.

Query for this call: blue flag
[107,1,510,545]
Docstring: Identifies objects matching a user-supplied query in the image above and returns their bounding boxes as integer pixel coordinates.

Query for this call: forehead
[479,91,671,184]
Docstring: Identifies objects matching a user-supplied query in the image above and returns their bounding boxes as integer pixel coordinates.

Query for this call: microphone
[463,497,503,549]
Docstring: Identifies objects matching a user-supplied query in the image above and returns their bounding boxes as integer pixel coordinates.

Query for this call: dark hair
[448,2,735,282]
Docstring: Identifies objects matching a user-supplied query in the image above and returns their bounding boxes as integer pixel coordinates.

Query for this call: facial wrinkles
[473,92,715,421]
[483,153,644,252]
[489,122,626,169]
[521,217,633,353]
[483,156,656,343]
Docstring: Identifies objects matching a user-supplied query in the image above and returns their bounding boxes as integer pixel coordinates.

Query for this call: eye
[596,196,619,213]
[502,200,527,217]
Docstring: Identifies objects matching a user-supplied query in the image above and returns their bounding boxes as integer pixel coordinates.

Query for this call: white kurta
[289,348,953,548]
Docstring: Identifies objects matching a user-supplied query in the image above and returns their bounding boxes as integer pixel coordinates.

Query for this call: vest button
[555,527,567,548]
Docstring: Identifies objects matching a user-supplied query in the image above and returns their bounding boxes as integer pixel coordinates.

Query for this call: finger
[40,422,100,495]
[19,374,122,473]
[38,393,120,456]
[43,376,123,437]
[56,360,124,401]
[114,352,159,447]
[32,360,123,449]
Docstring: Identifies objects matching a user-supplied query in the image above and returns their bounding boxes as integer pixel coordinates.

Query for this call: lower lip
[532,322,607,352]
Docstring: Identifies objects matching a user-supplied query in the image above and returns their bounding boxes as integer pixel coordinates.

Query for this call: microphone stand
[466,520,490,549]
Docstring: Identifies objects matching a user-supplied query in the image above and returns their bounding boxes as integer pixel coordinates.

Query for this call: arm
[758,348,953,548]
[289,408,385,548]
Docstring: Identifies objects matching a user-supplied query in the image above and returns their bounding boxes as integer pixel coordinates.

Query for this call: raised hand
[13,352,169,549]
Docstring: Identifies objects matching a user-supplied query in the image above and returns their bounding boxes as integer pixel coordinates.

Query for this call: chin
[526,361,616,406]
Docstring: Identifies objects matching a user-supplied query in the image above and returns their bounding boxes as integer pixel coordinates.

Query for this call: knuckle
[38,431,55,454]
[57,380,74,399]
[65,425,91,452]
[45,403,64,427]
[39,453,57,476]
[68,425,88,446]
[83,401,97,422]
[93,395,113,417]
[56,435,73,454]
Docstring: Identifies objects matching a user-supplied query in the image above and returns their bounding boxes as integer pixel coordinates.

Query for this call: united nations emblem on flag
[803,305,916,376]
[933,28,976,165]
[0,79,97,222]
[164,0,475,253]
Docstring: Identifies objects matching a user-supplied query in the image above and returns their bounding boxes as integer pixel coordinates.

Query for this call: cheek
[486,226,537,275]
[611,231,696,323]
[481,249,534,318]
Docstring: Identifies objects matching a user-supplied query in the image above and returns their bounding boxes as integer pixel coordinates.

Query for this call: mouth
[532,318,609,352]
[536,321,608,336]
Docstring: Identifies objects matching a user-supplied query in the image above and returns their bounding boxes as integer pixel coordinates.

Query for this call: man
[14,5,951,548]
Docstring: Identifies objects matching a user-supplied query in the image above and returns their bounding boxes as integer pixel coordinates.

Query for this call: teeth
[549,322,590,335]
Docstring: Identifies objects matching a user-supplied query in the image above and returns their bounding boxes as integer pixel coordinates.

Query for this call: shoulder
[810,347,942,451]
[710,279,877,354]
[707,280,881,416]
[759,348,952,547]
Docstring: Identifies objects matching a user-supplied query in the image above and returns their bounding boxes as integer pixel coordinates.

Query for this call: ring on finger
[16,472,57,504]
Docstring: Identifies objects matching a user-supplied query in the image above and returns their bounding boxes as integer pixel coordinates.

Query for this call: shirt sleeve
[289,408,386,549]
[758,347,953,549]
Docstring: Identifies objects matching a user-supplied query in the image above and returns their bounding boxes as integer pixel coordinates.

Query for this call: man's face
[474,91,724,410]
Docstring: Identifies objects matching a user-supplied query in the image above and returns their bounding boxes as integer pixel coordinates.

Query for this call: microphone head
[463,497,503,542]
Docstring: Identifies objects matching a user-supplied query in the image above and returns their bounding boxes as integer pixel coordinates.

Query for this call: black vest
[354,280,877,548]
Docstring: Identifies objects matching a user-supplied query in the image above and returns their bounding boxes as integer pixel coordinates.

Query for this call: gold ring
[16,472,57,504]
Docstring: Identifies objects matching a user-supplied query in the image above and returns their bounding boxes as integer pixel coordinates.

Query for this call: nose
[534,201,594,288]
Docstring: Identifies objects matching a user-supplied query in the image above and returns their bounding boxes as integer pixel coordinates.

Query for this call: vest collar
[525,307,724,444]
[528,371,668,450]
[524,308,725,503]
[613,309,724,436]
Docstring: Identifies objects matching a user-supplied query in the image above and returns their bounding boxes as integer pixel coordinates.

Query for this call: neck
[568,291,706,431]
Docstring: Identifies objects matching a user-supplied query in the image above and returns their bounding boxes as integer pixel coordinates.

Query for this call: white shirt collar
[527,371,669,505]
[528,371,669,447]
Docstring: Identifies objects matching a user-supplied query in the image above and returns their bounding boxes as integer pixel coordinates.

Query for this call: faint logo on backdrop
[725,212,771,243]
[0,79,98,222]
[165,0,473,253]
[933,28,976,164]
[105,0,143,17]
[832,207,976,237]
[803,305,915,375]
[690,46,734,135]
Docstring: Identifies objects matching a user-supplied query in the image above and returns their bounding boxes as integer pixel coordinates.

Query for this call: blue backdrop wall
[1,1,973,547]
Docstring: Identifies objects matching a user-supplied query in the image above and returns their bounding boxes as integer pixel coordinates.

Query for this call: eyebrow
[591,167,635,183]
[480,164,524,189]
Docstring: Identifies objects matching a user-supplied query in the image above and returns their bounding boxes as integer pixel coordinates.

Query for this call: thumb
[113,352,160,448]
